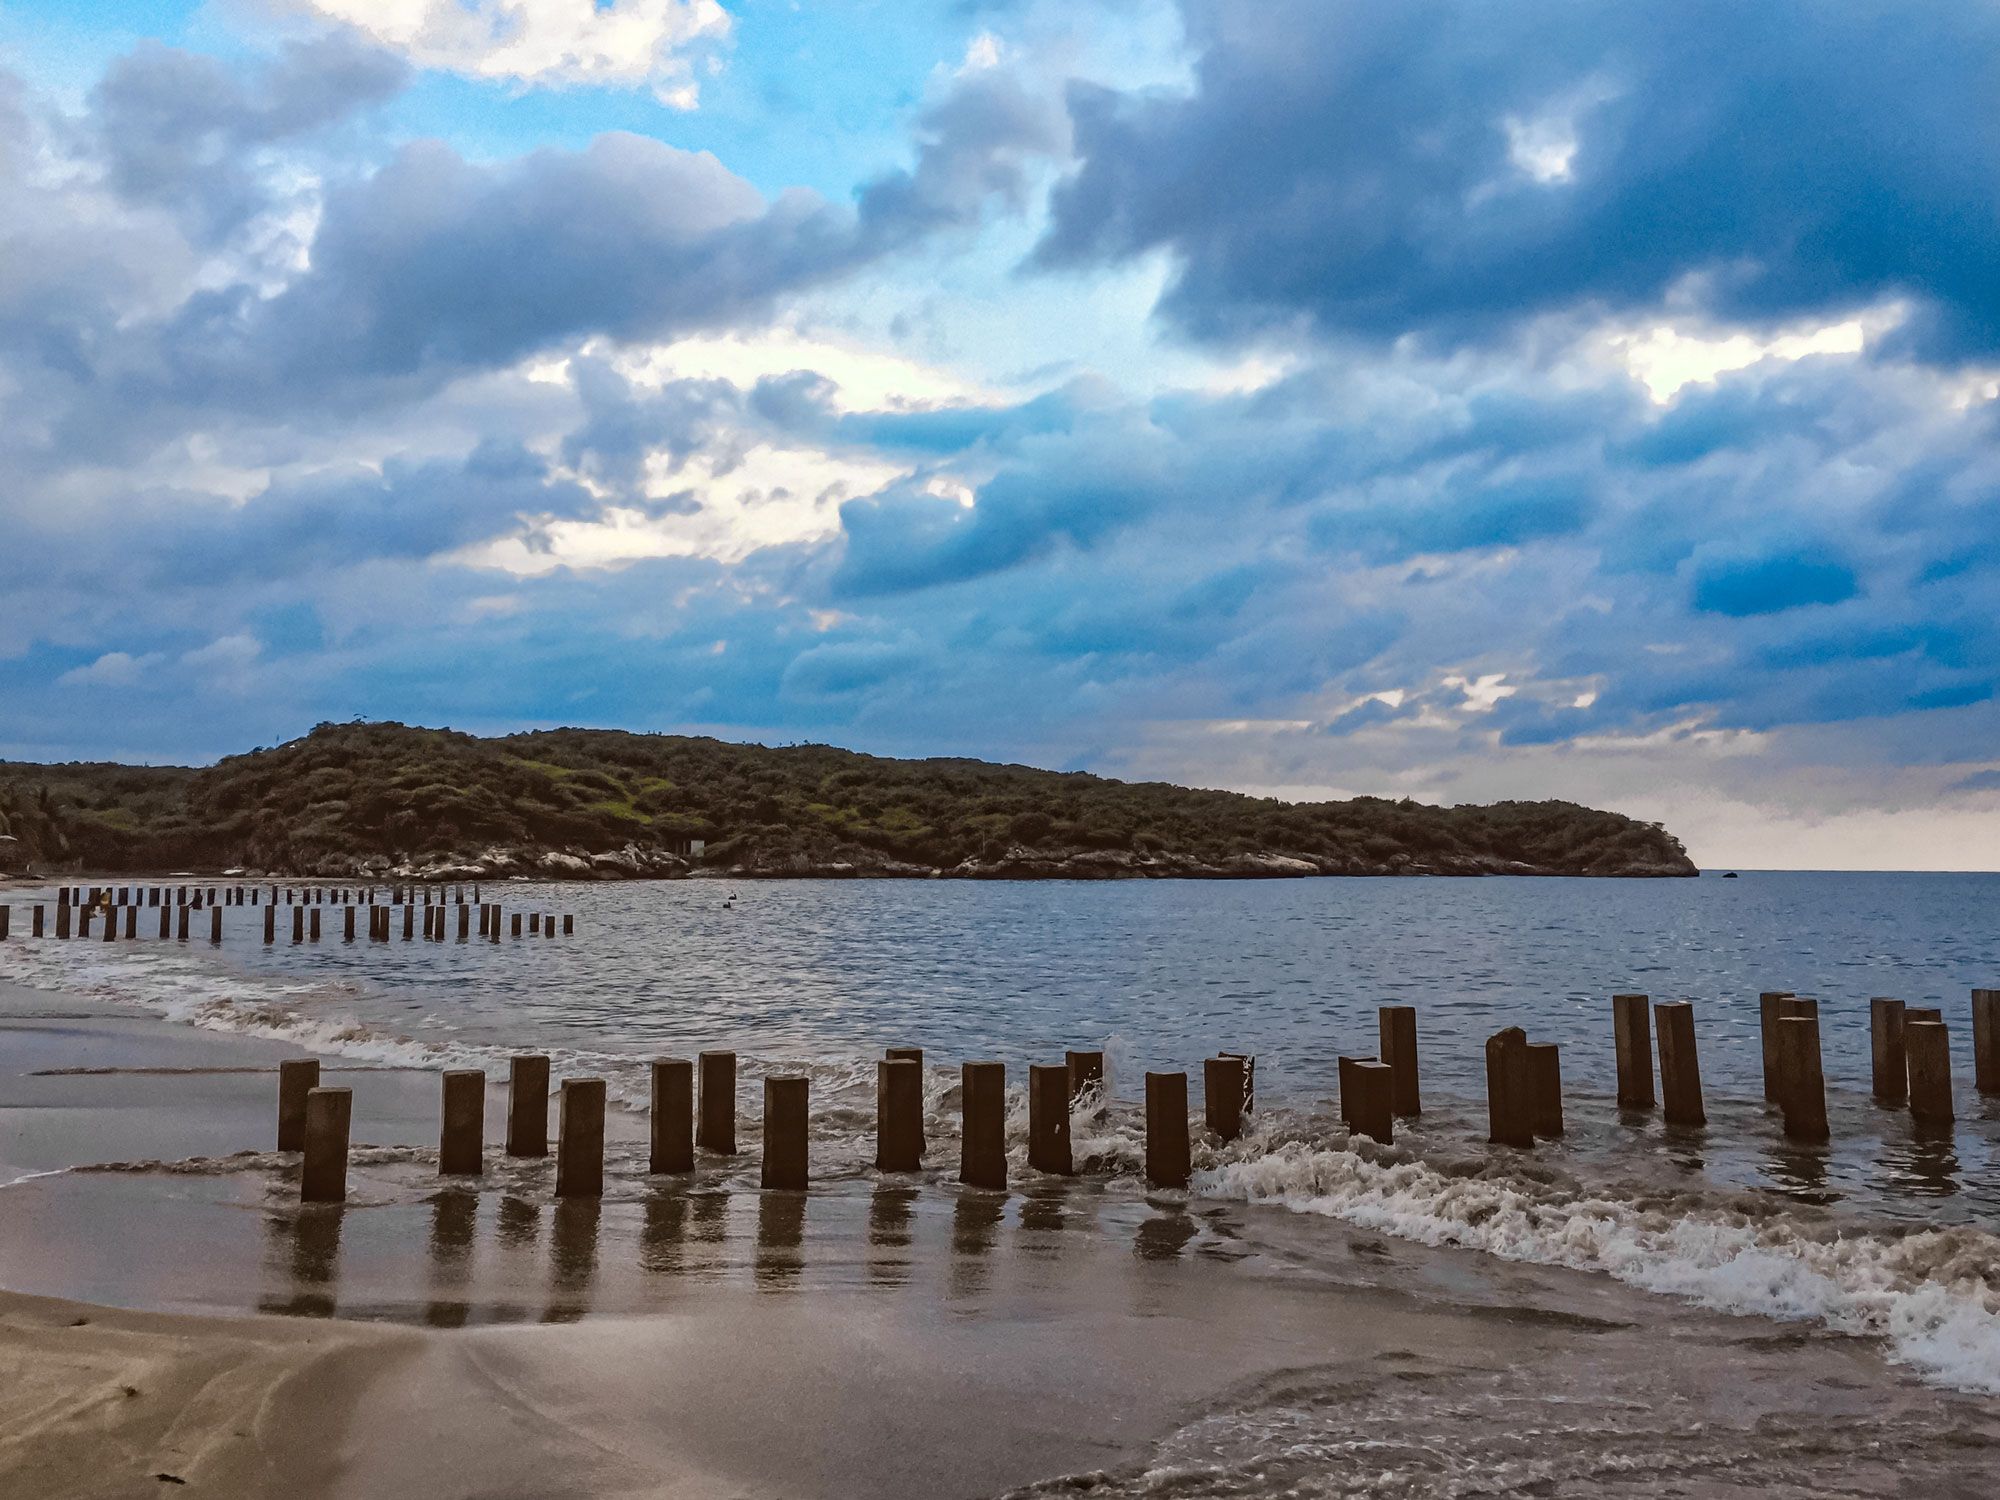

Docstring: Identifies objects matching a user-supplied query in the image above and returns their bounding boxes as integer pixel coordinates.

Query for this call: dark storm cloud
[1038,0,2000,359]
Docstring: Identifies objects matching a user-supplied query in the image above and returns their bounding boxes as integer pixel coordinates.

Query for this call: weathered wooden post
[1378,1006,1420,1115]
[1065,1049,1105,1107]
[308,908,321,943]
[761,1076,809,1189]
[697,1051,737,1153]
[959,1061,1007,1190]
[875,1057,924,1171]
[562,915,574,935]
[178,906,191,942]
[1612,993,1655,1109]
[529,912,540,935]
[488,906,501,944]
[1484,1027,1533,1147]
[344,907,356,942]
[649,1058,694,1174]
[278,1059,320,1150]
[125,906,138,939]
[1524,1042,1563,1137]
[1655,1001,1706,1127]
[1028,1063,1074,1173]
[55,905,69,939]
[1776,1011,1829,1142]
[510,912,522,939]
[1203,1054,1245,1141]
[31,905,43,937]
[1758,991,1796,1102]
[209,906,221,944]
[1870,998,1907,1103]
[300,1087,352,1203]
[506,1054,551,1157]
[403,904,415,942]
[1972,990,2000,1096]
[555,1078,606,1198]
[264,905,276,944]
[1144,1071,1191,1189]
[292,906,305,943]
[457,904,471,942]
[1907,1021,1954,1124]
[103,906,116,942]
[1339,1055,1395,1143]
[440,1070,484,1175]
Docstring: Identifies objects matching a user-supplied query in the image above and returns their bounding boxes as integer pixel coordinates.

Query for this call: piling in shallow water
[1028,1063,1074,1174]
[1612,994,1654,1110]
[506,1054,550,1157]
[300,1087,352,1203]
[1144,1071,1191,1189]
[1906,1021,1953,1124]
[1758,991,1796,1102]
[1339,1056,1394,1145]
[876,1057,924,1172]
[761,1076,809,1190]
[1654,1001,1706,1127]
[1377,1007,1420,1116]
[1870,998,1907,1103]
[1972,990,2000,1095]
[440,1070,484,1175]
[1203,1054,1245,1142]
[1484,1027,1532,1147]
[277,1059,320,1151]
[959,1061,1007,1191]
[1524,1042,1563,1138]
[650,1058,694,1174]
[697,1051,737,1154]
[556,1078,607,1199]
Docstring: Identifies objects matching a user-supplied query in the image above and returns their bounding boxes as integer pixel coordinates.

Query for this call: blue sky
[2,0,1998,869]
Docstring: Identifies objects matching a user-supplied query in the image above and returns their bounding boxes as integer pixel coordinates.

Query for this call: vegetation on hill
[0,721,1697,878]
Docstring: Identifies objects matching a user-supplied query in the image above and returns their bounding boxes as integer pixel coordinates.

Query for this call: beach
[6,966,2000,1498]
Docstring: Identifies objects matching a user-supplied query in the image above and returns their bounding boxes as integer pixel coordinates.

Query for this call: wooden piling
[300,1087,352,1203]
[344,907,356,942]
[1484,1027,1533,1147]
[761,1076,809,1190]
[506,1054,551,1157]
[264,905,276,944]
[874,1058,924,1172]
[1203,1055,1245,1141]
[1378,1005,1421,1116]
[1028,1063,1074,1174]
[1775,1012,1829,1142]
[959,1061,1007,1191]
[1870,998,1907,1103]
[885,1047,926,1151]
[1343,1057,1395,1144]
[1065,1049,1104,1106]
[55,905,69,939]
[178,906,190,942]
[1524,1042,1564,1137]
[1907,1021,1953,1124]
[126,906,138,939]
[292,906,305,943]
[1612,993,1655,1109]
[555,1078,607,1199]
[1758,991,1796,1101]
[697,1051,737,1154]
[440,1070,484,1175]
[277,1058,320,1150]
[209,906,221,944]
[562,915,574,935]
[308,908,320,943]
[1144,1071,1191,1189]
[31,905,43,938]
[1655,1001,1706,1127]
[510,912,522,939]
[403,904,414,942]
[1972,990,2000,1095]
[457,904,471,942]
[650,1058,694,1174]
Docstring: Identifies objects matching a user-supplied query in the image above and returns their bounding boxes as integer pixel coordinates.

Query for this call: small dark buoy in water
[1722,871,1739,879]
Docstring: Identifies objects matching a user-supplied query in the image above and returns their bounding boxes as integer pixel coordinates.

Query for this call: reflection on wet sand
[259,1205,342,1318]
[1134,1209,1197,1262]
[950,1191,1004,1297]
[424,1190,478,1329]
[545,1198,601,1321]
[496,1195,541,1250]
[755,1192,806,1290]
[867,1186,916,1288]
[640,1189,689,1275]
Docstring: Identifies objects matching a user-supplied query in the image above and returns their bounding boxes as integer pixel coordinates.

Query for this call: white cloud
[296,1,731,104]
[57,651,161,688]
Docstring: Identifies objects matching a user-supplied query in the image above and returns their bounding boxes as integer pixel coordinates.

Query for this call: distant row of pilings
[0,884,574,944]
[283,992,2000,1204]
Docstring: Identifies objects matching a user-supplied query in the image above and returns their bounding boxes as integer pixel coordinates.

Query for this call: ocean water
[4,870,2000,1395]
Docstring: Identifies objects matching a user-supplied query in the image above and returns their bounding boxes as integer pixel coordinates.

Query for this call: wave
[1195,1134,2000,1395]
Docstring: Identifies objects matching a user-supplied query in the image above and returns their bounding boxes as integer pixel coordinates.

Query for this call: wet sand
[5,978,2000,1498]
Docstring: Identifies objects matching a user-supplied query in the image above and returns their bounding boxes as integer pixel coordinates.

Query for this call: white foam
[1196,1140,2000,1395]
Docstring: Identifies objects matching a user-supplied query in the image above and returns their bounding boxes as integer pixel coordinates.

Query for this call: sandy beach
[6,972,2000,1497]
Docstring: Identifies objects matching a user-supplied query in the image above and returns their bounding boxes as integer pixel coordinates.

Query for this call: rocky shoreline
[11,841,1699,882]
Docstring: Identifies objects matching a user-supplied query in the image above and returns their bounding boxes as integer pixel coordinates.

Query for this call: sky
[1,1,1998,871]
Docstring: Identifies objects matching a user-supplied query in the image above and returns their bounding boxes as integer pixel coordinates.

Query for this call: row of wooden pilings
[279,987,2000,1204]
[48,883,484,908]
[0,900,572,944]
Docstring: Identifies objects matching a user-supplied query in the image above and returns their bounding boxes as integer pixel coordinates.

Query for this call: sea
[4,870,2000,1409]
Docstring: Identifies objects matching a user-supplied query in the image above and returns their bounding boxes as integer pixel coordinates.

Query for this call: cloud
[57,652,160,688]
[1688,543,1861,617]
[1038,0,2000,360]
[296,1,730,105]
